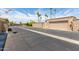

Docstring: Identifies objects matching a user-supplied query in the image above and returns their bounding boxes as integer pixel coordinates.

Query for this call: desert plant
[36,11,41,22]
[45,14,48,20]
[26,20,36,26]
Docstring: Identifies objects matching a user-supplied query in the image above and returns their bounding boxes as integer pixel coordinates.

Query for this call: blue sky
[0,8,79,23]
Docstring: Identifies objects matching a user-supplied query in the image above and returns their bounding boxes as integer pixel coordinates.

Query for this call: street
[4,26,79,51]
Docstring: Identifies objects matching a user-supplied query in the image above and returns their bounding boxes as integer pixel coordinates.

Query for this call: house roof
[46,16,76,23]
[0,18,9,23]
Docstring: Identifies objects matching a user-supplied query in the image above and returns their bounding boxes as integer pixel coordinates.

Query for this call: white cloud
[0,8,39,23]
[1,8,79,23]
[63,9,72,15]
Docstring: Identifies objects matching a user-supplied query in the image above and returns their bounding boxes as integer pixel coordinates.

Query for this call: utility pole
[53,8,56,18]
[50,8,52,19]
[49,8,56,19]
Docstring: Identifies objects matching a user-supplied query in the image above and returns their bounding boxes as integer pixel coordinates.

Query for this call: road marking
[17,27,79,45]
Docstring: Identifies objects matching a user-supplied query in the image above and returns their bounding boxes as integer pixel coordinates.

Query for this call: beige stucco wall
[47,22,70,31]
[4,23,9,32]
[32,23,43,28]
[43,22,48,29]
[0,22,9,32]
[33,22,71,31]
[73,20,79,31]
[32,16,79,31]
[44,16,76,31]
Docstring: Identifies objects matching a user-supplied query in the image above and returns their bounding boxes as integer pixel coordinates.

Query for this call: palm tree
[36,11,41,22]
[45,14,48,20]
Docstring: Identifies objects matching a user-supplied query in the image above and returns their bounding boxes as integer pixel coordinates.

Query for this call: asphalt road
[4,26,79,51]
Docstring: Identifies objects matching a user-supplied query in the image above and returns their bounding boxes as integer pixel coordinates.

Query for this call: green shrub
[26,20,36,26]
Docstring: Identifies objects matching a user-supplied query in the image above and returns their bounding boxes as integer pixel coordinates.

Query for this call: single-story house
[32,16,79,31]
[0,18,9,32]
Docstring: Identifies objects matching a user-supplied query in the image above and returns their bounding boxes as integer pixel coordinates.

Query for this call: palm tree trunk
[38,17,39,22]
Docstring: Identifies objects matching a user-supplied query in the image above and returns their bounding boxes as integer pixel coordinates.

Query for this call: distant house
[0,18,9,32]
[32,16,79,31]
[45,16,76,31]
